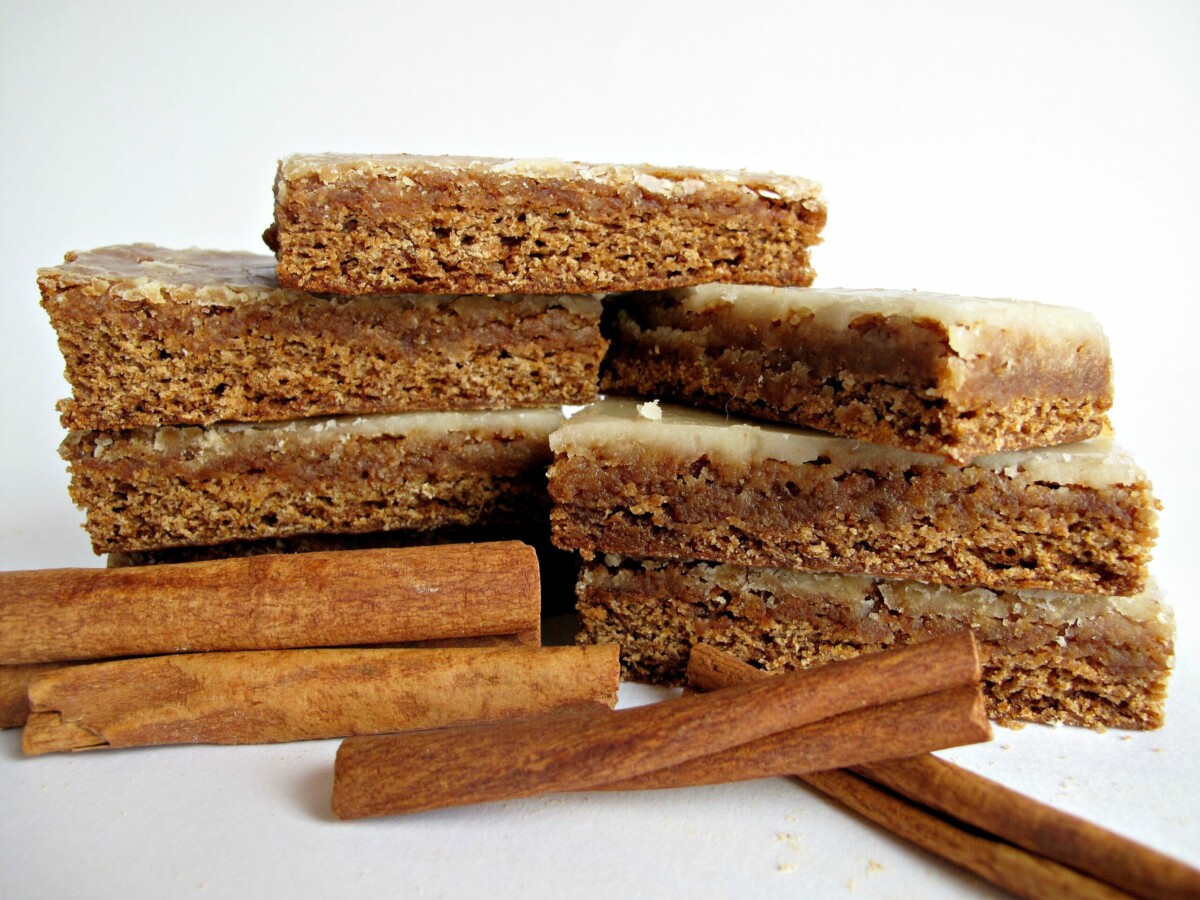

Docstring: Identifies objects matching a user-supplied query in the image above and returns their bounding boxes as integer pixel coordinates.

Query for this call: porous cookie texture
[40,244,605,430]
[549,399,1159,595]
[601,285,1113,464]
[267,154,826,295]
[63,408,562,554]
[577,554,1174,729]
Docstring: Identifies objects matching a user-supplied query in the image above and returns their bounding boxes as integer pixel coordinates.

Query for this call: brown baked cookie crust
[549,400,1158,596]
[577,555,1173,729]
[269,154,826,295]
[64,408,562,554]
[601,286,1112,464]
[40,244,605,431]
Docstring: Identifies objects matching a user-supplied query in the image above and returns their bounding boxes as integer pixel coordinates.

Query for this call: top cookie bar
[602,285,1113,463]
[267,154,826,295]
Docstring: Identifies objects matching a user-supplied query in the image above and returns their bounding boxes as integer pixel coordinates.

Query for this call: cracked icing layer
[279,153,824,205]
[671,285,1106,360]
[552,399,1143,489]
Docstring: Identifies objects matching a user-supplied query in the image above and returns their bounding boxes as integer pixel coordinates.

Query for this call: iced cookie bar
[548,400,1158,595]
[64,407,562,554]
[576,554,1174,729]
[601,286,1113,463]
[267,154,826,295]
[40,245,605,430]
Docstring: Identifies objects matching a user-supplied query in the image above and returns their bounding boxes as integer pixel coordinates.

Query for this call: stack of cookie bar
[39,243,595,566]
[40,152,1170,728]
[41,154,827,577]
[551,285,1170,728]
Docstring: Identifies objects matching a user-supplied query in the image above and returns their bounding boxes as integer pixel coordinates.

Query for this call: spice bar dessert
[40,244,605,431]
[549,399,1158,595]
[601,285,1112,463]
[65,407,562,553]
[267,154,827,295]
[578,554,1173,728]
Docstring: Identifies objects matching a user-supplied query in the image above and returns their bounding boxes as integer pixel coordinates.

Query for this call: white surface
[1,1,1198,897]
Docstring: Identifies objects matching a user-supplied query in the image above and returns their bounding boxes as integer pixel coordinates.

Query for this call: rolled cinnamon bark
[0,543,540,665]
[331,632,982,819]
[596,685,988,791]
[23,645,619,755]
[687,644,1200,900]
[1,663,63,728]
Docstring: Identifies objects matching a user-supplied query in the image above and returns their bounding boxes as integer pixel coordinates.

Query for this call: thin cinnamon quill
[0,543,540,665]
[687,644,1200,900]
[596,685,988,791]
[331,631,984,819]
[22,645,620,755]
[1,663,63,728]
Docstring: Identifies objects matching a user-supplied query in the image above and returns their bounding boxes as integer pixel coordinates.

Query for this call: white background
[1,1,1198,896]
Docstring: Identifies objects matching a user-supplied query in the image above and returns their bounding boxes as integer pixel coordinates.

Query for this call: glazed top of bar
[38,244,600,312]
[75,407,565,461]
[278,153,825,207]
[610,555,1171,632]
[552,399,1147,488]
[652,285,1107,360]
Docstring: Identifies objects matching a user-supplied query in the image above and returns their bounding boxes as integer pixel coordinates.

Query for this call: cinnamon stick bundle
[332,631,985,820]
[0,543,540,665]
[687,644,1200,900]
[23,645,619,755]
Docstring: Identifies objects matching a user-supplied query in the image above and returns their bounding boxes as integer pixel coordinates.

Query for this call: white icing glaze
[39,244,601,313]
[279,153,823,204]
[675,284,1107,360]
[90,408,565,460]
[551,398,1147,488]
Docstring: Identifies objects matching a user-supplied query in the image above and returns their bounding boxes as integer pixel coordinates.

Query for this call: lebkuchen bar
[39,244,606,431]
[548,399,1159,596]
[64,407,562,554]
[266,154,827,295]
[601,286,1113,463]
[576,554,1173,729]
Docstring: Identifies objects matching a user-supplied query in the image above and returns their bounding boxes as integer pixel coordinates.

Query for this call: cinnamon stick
[855,755,1200,900]
[687,644,1200,900]
[0,543,540,665]
[331,631,982,819]
[0,633,535,730]
[596,685,989,791]
[1,663,64,728]
[22,645,619,755]
[802,769,1129,900]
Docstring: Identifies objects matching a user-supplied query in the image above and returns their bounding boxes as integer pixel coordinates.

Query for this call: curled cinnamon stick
[22,645,619,755]
[597,685,989,791]
[331,631,983,819]
[0,633,535,731]
[802,769,1129,900]
[0,543,540,665]
[855,755,1200,900]
[687,644,1200,900]
[1,663,63,728]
